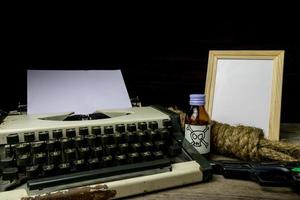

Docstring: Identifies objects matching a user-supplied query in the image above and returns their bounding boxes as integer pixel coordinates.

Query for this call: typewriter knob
[149,121,158,130]
[7,133,19,145]
[138,122,147,131]
[53,130,63,139]
[24,132,35,143]
[115,124,125,133]
[39,131,49,141]
[2,167,18,182]
[127,124,137,132]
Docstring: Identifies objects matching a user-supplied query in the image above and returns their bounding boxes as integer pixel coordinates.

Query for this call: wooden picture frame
[205,50,284,140]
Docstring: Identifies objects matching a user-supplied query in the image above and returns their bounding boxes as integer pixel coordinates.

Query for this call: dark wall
[1,21,300,122]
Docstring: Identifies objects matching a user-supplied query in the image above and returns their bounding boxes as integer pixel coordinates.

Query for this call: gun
[210,160,300,193]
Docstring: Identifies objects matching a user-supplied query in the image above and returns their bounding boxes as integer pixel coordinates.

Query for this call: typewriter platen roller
[0,106,212,199]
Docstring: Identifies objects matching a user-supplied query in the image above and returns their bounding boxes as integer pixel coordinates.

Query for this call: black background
[1,15,300,122]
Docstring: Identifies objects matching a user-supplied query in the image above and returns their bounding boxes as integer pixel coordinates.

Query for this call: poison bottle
[185,94,210,159]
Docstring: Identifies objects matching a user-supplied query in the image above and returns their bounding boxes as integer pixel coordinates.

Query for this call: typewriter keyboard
[0,120,183,190]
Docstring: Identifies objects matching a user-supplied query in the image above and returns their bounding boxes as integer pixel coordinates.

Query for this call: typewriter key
[153,151,164,159]
[2,167,18,182]
[52,129,63,139]
[131,143,142,152]
[74,159,86,171]
[38,131,49,141]
[16,153,31,167]
[58,163,70,174]
[31,142,45,154]
[128,152,140,163]
[60,138,73,149]
[143,142,153,151]
[43,164,55,176]
[65,148,76,162]
[26,165,40,178]
[125,132,136,143]
[106,144,117,155]
[154,141,166,151]
[66,128,76,138]
[91,126,101,135]
[138,122,147,131]
[136,131,146,142]
[147,130,159,141]
[74,136,86,148]
[46,139,60,151]
[6,133,19,145]
[102,155,113,167]
[78,147,90,159]
[115,124,125,133]
[24,132,35,143]
[34,152,47,164]
[79,127,89,136]
[15,143,30,155]
[162,119,172,130]
[158,128,170,141]
[113,133,122,144]
[149,121,158,131]
[91,146,103,158]
[88,158,100,169]
[104,126,114,134]
[116,154,127,165]
[141,151,152,161]
[0,156,15,168]
[127,123,137,132]
[86,134,96,146]
[119,143,129,154]
[49,151,62,164]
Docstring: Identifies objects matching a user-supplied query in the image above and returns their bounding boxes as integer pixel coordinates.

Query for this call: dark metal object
[210,160,300,193]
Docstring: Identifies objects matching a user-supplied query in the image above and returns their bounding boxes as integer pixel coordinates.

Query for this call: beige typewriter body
[0,107,204,199]
[0,107,169,145]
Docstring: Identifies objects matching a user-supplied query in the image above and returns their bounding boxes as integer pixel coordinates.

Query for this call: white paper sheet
[27,70,132,115]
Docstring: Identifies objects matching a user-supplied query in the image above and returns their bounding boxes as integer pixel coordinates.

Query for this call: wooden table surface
[125,124,300,200]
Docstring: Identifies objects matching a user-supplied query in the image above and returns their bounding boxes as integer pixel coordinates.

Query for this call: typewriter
[0,106,212,199]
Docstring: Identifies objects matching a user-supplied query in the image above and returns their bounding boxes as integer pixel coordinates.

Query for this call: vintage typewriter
[0,106,212,199]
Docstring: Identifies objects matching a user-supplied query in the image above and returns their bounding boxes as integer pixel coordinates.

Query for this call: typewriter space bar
[27,158,171,190]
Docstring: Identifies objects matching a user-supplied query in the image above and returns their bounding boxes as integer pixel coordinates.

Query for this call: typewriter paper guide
[27,70,132,115]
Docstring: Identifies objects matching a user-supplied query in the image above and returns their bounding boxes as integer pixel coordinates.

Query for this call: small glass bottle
[185,94,210,159]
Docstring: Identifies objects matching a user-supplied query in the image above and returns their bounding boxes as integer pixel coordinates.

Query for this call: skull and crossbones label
[185,124,210,154]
